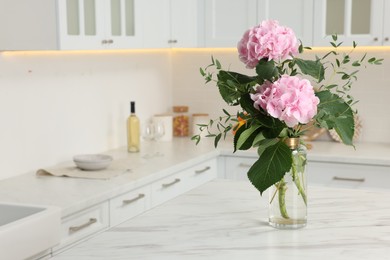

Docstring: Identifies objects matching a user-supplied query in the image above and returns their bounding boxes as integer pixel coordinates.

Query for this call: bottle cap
[130,101,135,113]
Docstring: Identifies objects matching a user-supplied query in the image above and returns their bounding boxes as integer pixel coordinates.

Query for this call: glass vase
[268,138,307,229]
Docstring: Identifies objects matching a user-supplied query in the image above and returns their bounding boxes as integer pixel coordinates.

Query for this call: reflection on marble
[51,180,390,260]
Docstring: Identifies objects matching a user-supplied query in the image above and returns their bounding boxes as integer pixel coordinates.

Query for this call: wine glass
[142,122,155,159]
[153,121,165,156]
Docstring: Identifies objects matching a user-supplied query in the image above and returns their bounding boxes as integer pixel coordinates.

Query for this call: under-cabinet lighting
[0,49,171,57]
[1,46,390,57]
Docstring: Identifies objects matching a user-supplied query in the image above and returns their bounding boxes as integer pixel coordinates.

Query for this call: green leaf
[236,124,262,150]
[233,122,248,152]
[315,90,355,145]
[332,34,338,41]
[199,68,206,76]
[214,133,222,148]
[239,93,259,116]
[255,59,279,83]
[295,58,325,82]
[217,70,257,105]
[215,59,222,69]
[247,140,292,194]
[256,138,279,157]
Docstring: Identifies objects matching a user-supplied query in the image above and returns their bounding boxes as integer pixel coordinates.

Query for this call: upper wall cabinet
[203,0,257,47]
[257,0,314,46]
[0,0,144,50]
[202,0,313,48]
[58,0,144,50]
[142,0,199,48]
[313,0,387,46]
[0,0,58,50]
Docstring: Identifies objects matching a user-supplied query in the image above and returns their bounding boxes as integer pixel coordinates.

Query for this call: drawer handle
[333,176,365,182]
[238,163,252,168]
[195,166,211,174]
[69,218,97,233]
[162,178,181,188]
[122,193,145,205]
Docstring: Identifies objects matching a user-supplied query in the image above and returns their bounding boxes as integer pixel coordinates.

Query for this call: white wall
[171,47,390,144]
[0,50,172,180]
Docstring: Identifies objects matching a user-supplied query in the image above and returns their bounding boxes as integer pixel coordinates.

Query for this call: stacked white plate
[73,154,113,171]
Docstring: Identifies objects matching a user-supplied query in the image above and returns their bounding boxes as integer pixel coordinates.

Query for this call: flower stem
[291,158,307,206]
[278,179,289,219]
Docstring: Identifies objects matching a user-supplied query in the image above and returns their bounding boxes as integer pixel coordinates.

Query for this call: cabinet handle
[385,37,389,42]
[333,176,365,182]
[101,39,108,44]
[122,193,145,205]
[168,39,178,44]
[107,39,114,44]
[195,166,210,174]
[374,37,379,41]
[238,163,252,168]
[69,218,97,233]
[162,178,181,188]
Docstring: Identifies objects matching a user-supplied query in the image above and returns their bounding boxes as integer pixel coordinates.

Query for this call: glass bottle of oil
[127,101,140,152]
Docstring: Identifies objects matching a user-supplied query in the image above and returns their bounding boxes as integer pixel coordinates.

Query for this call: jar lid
[192,113,209,117]
[173,106,189,113]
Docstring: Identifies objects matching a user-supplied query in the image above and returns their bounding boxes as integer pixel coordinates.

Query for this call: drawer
[308,161,390,189]
[52,202,109,254]
[182,158,218,191]
[151,158,218,207]
[151,171,188,207]
[110,185,151,226]
[224,156,257,180]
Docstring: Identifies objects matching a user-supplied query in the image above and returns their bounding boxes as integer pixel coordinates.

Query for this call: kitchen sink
[0,203,61,260]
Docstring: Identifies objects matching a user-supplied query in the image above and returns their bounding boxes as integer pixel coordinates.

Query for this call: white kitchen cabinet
[257,0,314,46]
[307,161,390,190]
[52,202,109,254]
[0,0,144,50]
[224,156,257,180]
[313,0,385,46]
[202,0,313,47]
[223,154,390,190]
[0,0,58,50]
[58,0,144,50]
[109,185,151,226]
[203,0,258,47]
[142,0,199,48]
[151,158,217,207]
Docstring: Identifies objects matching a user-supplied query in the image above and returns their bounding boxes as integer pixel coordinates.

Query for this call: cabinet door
[257,0,313,46]
[57,0,105,49]
[224,156,257,180]
[313,0,384,46]
[142,0,171,48]
[382,0,390,46]
[170,0,199,47]
[104,0,144,49]
[204,0,257,47]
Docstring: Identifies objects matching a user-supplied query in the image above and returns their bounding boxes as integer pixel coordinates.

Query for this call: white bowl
[73,154,113,171]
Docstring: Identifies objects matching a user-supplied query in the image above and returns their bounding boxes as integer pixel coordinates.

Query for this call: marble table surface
[51,180,390,260]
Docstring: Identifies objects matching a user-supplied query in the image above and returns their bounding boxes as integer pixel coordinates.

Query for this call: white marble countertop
[0,138,389,218]
[51,179,390,260]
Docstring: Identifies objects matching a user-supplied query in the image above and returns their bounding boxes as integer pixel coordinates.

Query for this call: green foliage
[247,140,292,195]
[295,58,325,82]
[194,34,382,194]
[315,90,355,146]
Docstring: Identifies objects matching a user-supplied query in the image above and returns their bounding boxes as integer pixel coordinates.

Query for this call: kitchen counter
[0,139,389,218]
[51,179,390,260]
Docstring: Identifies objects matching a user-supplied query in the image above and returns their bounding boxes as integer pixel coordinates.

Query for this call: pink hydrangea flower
[237,20,299,69]
[250,75,319,128]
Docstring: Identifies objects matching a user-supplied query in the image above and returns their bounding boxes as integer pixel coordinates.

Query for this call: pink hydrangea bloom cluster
[251,75,320,128]
[237,20,299,69]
